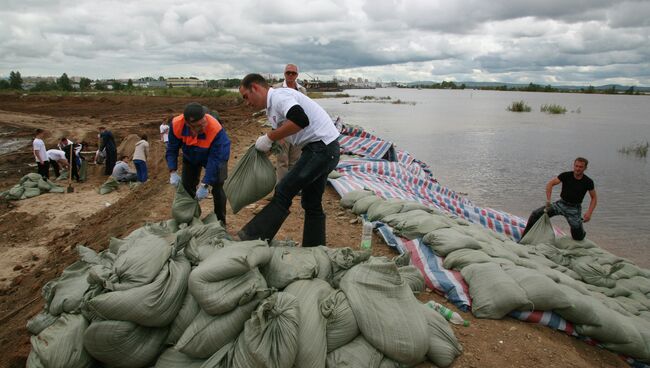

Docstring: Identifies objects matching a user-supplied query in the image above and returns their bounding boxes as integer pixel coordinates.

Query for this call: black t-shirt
[558,171,594,205]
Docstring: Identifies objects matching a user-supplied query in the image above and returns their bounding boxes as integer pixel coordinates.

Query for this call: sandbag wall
[26,203,463,367]
[341,189,650,363]
[0,173,65,200]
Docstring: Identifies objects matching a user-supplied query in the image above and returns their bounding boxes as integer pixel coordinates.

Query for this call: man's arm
[165,122,182,172]
[545,177,561,204]
[268,120,302,142]
[584,189,597,222]
[203,129,231,185]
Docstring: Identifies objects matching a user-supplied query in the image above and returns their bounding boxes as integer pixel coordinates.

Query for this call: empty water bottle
[426,301,470,327]
[360,219,373,250]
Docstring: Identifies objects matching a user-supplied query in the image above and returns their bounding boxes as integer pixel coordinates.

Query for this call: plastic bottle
[426,301,470,327]
[360,219,373,250]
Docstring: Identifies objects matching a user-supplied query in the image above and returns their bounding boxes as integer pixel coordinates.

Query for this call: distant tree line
[408,81,466,90]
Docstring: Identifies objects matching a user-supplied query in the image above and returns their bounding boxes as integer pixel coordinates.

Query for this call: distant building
[167,77,206,88]
[133,79,167,88]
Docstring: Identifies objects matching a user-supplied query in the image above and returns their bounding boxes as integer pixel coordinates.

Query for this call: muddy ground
[0,94,628,368]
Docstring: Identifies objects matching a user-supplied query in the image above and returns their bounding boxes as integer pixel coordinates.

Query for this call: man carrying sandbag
[237,73,340,247]
[521,157,597,241]
[166,102,231,225]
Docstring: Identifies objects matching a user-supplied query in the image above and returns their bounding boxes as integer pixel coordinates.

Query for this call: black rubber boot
[302,214,326,247]
[238,200,289,242]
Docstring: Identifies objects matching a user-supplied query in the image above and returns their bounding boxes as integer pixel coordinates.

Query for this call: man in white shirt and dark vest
[238,73,340,247]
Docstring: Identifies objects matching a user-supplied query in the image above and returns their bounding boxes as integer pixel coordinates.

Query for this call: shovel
[67,144,74,193]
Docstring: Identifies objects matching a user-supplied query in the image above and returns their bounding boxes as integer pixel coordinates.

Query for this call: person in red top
[521,157,597,241]
[166,102,231,225]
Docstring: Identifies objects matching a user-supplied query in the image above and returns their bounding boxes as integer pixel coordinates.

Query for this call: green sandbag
[23,180,38,188]
[26,311,59,336]
[42,260,92,316]
[340,189,375,208]
[367,199,405,222]
[261,246,319,289]
[171,180,201,223]
[572,261,617,288]
[325,246,371,288]
[155,348,204,368]
[167,290,200,346]
[57,170,69,181]
[399,265,426,294]
[24,187,41,198]
[553,236,597,250]
[423,227,481,256]
[320,290,359,353]
[519,212,555,245]
[22,173,43,183]
[79,160,88,181]
[460,262,532,319]
[49,185,65,193]
[7,184,25,199]
[420,303,463,368]
[351,195,382,215]
[442,249,493,270]
[28,313,91,368]
[99,176,119,194]
[224,145,276,214]
[395,214,453,240]
[382,209,431,228]
[326,335,383,368]
[502,265,573,311]
[37,178,52,191]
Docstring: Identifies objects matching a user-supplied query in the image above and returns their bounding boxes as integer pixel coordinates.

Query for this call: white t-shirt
[47,149,66,162]
[160,124,169,142]
[33,138,48,163]
[266,88,339,147]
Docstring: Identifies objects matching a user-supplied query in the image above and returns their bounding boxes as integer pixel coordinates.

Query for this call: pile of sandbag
[27,197,463,367]
[0,173,65,200]
[341,189,650,363]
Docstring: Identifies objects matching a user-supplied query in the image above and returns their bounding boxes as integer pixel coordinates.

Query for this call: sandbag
[326,335,383,368]
[419,304,463,367]
[26,311,59,336]
[554,236,598,250]
[42,261,92,316]
[367,199,405,222]
[340,260,428,365]
[351,195,382,215]
[189,267,268,315]
[442,248,493,270]
[340,189,375,208]
[86,255,190,327]
[381,209,431,228]
[519,213,555,245]
[572,261,617,288]
[28,313,91,368]
[224,145,276,214]
[395,214,453,240]
[461,263,531,319]
[166,289,201,346]
[177,300,259,358]
[423,227,482,256]
[502,265,572,311]
[154,348,204,368]
[99,176,119,195]
[261,246,319,289]
[325,247,371,288]
[24,187,41,198]
[171,180,201,223]
[285,279,335,368]
[83,320,168,368]
[320,290,359,352]
[176,222,229,264]
[192,239,271,281]
[399,265,425,294]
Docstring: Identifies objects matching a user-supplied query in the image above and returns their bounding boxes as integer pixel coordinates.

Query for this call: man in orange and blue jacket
[166,102,231,225]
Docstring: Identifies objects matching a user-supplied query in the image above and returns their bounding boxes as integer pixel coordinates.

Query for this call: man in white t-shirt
[46,149,69,178]
[160,118,170,143]
[33,129,49,179]
[238,73,340,247]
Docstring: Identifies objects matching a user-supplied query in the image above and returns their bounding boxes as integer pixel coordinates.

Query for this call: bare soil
[0,94,628,368]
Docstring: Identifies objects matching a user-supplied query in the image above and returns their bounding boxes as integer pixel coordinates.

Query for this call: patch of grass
[507,100,531,112]
[619,141,649,158]
[145,88,238,98]
[540,104,567,114]
[308,92,351,99]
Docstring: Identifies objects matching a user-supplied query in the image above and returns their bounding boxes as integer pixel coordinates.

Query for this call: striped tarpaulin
[338,134,394,159]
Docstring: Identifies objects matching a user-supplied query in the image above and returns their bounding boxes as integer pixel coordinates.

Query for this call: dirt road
[0,94,627,368]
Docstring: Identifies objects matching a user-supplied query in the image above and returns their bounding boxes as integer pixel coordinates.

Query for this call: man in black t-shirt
[521,157,598,241]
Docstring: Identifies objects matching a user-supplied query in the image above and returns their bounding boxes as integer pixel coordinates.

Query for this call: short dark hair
[120,155,129,161]
[98,126,106,131]
[241,73,269,90]
[184,102,206,123]
[140,134,148,141]
[34,128,43,136]
[575,157,589,167]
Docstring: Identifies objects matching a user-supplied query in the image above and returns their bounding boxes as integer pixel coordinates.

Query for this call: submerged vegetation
[309,92,351,99]
[540,104,567,114]
[619,141,649,158]
[507,100,531,112]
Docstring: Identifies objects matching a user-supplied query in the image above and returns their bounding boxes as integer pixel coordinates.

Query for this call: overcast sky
[1,0,649,85]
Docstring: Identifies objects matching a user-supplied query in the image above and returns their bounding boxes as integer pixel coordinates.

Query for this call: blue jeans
[523,199,585,240]
[274,140,340,215]
[133,159,148,182]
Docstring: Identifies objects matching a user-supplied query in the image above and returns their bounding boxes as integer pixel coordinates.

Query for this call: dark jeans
[37,161,50,179]
[274,140,341,218]
[133,159,148,182]
[522,200,586,241]
[51,161,61,178]
[182,159,228,226]
[105,149,117,176]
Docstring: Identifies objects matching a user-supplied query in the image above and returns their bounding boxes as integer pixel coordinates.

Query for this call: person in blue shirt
[166,102,231,225]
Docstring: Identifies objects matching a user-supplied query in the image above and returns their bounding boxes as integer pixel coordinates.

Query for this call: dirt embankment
[0,94,627,368]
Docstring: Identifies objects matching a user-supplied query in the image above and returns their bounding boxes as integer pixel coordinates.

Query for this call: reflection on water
[319,88,650,267]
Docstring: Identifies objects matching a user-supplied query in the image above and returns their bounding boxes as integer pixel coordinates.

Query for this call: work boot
[238,200,289,242]
[302,214,326,247]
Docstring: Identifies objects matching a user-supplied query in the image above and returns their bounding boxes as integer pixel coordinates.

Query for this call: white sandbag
[320,290,359,352]
[177,300,259,358]
[155,348,204,368]
[261,246,319,289]
[86,255,190,327]
[285,279,335,368]
[461,263,531,319]
[419,303,463,367]
[326,335,383,368]
[340,260,428,365]
[28,314,91,368]
[83,320,168,368]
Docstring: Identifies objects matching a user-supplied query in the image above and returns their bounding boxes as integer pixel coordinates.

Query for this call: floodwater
[318,88,650,267]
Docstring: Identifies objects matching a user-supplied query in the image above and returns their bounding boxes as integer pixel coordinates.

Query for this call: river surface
[318,88,650,267]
